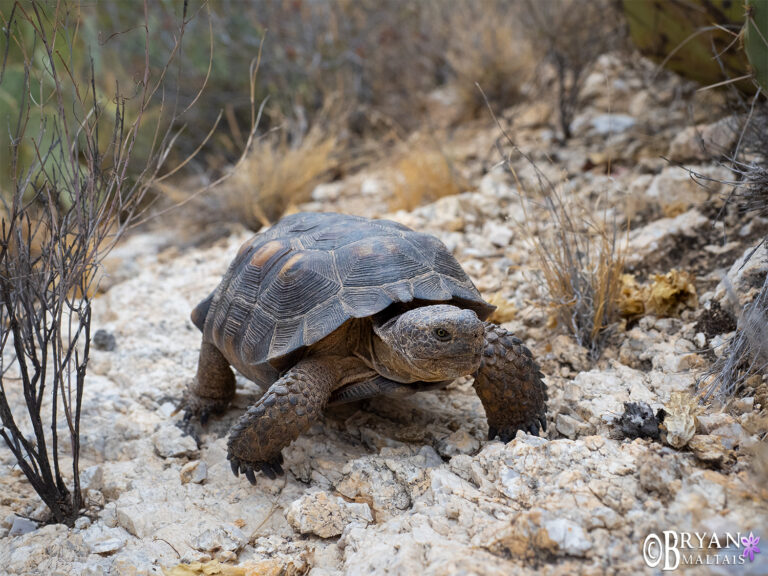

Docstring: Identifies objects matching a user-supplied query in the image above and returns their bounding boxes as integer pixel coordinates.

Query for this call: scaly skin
[226,357,337,483]
[182,341,236,425]
[473,322,547,442]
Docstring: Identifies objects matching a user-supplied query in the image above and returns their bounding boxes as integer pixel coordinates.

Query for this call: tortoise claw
[228,455,284,483]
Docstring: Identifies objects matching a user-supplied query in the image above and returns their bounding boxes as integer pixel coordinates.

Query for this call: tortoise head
[372,304,484,382]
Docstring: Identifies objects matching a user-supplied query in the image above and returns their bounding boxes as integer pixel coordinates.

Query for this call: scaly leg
[227,356,338,483]
[182,341,236,425]
[473,322,547,442]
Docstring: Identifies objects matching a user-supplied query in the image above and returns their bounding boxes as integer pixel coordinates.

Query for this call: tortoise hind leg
[473,323,547,442]
[182,341,236,425]
[227,357,338,483]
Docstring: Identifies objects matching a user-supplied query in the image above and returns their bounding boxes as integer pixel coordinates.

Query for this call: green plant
[745,0,768,94]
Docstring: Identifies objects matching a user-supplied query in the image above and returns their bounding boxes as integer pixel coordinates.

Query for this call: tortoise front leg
[182,341,236,425]
[227,357,337,483]
[473,322,547,442]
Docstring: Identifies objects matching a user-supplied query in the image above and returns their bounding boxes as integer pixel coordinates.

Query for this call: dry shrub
[530,190,625,359]
[441,0,534,119]
[701,271,768,400]
[389,140,468,212]
[518,0,628,140]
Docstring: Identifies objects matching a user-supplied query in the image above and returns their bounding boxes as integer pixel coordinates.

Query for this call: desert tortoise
[183,212,546,483]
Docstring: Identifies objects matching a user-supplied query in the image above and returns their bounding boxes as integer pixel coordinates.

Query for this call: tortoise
[183,212,546,483]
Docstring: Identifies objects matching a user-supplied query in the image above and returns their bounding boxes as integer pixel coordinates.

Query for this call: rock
[709,423,743,450]
[80,465,104,493]
[645,165,729,217]
[190,525,248,553]
[588,113,636,135]
[483,221,514,247]
[152,425,199,459]
[92,329,117,351]
[82,525,128,555]
[435,429,480,458]
[8,517,38,537]
[616,402,661,440]
[542,517,592,556]
[180,460,208,484]
[688,435,735,468]
[74,516,91,530]
[286,491,373,538]
[312,182,344,202]
[556,413,588,439]
[715,242,768,309]
[660,392,700,449]
[668,117,738,163]
[627,209,708,267]
[488,510,591,559]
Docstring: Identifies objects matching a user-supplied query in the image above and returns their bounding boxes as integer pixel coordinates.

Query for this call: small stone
[92,329,117,351]
[688,435,735,468]
[74,517,91,530]
[660,392,700,449]
[9,516,38,536]
[436,429,480,458]
[190,525,248,553]
[286,491,373,538]
[87,490,106,509]
[543,518,592,556]
[180,460,208,484]
[152,425,199,459]
[82,525,128,555]
[483,221,514,247]
[80,465,103,492]
[556,413,586,439]
[616,402,660,440]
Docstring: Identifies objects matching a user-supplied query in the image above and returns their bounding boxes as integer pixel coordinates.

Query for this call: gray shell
[192,212,495,367]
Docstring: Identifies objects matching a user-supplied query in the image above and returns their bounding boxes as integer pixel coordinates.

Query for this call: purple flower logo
[742,532,760,563]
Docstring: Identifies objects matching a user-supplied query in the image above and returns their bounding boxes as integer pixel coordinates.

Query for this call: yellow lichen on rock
[645,270,698,317]
[660,391,702,449]
[619,269,697,319]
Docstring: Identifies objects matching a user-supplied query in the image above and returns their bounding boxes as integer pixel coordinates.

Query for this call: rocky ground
[1,54,767,575]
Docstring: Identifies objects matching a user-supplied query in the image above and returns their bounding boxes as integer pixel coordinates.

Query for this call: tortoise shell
[192,212,495,367]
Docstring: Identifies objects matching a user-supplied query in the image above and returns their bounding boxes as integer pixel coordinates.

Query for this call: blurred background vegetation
[1,0,766,230]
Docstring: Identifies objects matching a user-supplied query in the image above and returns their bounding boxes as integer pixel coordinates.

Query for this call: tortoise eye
[434,327,451,341]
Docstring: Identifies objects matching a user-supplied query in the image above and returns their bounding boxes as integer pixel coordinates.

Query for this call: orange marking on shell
[250,240,287,267]
[279,253,304,277]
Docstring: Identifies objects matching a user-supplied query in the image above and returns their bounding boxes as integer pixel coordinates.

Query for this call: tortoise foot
[227,453,285,483]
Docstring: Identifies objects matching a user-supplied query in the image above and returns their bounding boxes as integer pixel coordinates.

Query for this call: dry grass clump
[701,272,768,401]
[389,141,469,212]
[528,186,625,359]
[213,125,341,230]
[518,0,628,140]
[441,1,534,119]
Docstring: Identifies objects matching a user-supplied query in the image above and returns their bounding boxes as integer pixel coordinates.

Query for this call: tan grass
[219,125,340,229]
[521,181,626,359]
[389,140,468,212]
[443,1,534,119]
